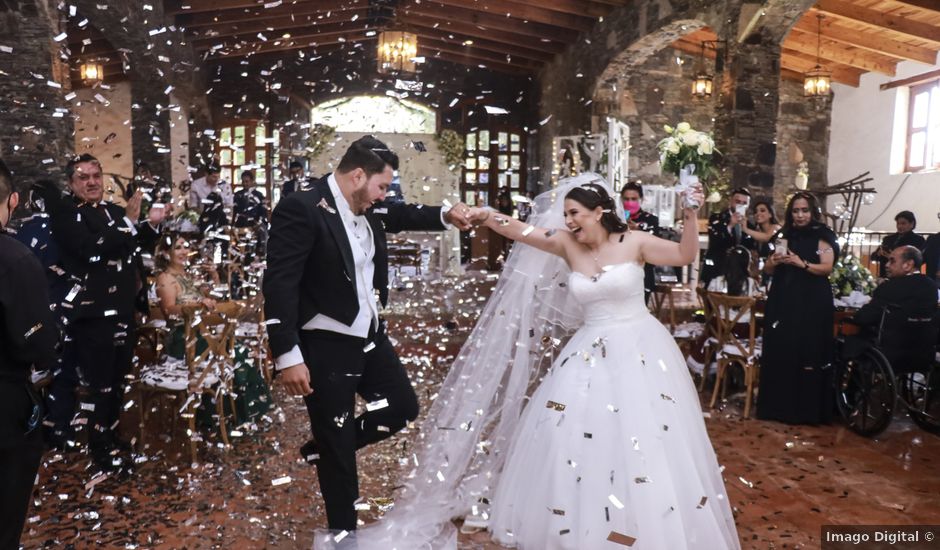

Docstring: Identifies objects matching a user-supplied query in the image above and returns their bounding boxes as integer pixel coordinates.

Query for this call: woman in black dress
[758,192,839,424]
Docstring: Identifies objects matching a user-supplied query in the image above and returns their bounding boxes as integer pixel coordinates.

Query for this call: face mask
[623,200,640,217]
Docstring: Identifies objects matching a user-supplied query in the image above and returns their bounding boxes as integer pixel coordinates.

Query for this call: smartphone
[775,238,788,256]
[734,204,748,217]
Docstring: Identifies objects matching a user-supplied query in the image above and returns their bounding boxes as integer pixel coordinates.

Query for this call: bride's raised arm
[468,207,572,260]
[635,204,702,267]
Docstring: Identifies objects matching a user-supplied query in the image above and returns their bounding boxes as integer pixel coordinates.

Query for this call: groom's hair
[337,136,399,176]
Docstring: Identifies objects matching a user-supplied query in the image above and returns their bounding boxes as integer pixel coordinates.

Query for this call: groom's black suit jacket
[263,175,446,358]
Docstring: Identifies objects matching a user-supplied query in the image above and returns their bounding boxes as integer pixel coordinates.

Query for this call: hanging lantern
[691,70,714,98]
[377,30,418,75]
[690,42,713,99]
[803,66,832,97]
[79,61,104,82]
[803,14,832,98]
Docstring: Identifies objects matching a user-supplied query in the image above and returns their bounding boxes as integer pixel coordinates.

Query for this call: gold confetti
[696,496,708,508]
[546,400,566,411]
[607,531,637,546]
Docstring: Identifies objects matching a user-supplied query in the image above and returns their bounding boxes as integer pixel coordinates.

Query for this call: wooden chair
[233,294,274,386]
[137,301,243,463]
[387,239,423,276]
[650,283,679,332]
[693,286,720,391]
[706,292,761,418]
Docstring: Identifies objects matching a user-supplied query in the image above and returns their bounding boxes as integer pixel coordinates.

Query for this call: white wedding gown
[488,262,740,550]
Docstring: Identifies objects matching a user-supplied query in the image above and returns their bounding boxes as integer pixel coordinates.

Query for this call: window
[216,120,284,199]
[461,126,526,208]
[311,95,436,134]
[906,80,940,172]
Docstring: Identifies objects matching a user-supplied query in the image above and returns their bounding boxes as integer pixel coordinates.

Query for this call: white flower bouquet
[657,122,719,208]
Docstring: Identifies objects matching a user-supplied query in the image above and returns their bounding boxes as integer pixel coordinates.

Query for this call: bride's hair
[565,183,628,234]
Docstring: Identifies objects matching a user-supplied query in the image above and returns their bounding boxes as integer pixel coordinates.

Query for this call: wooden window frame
[905,79,940,173]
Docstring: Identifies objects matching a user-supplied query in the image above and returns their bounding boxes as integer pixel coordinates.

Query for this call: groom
[263,136,473,533]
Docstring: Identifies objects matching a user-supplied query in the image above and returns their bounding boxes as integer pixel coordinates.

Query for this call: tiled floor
[20,273,940,549]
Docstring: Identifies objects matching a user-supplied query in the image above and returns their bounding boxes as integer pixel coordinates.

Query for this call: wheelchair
[833,305,940,437]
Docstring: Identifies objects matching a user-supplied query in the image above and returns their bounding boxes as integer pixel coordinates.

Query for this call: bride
[317,174,739,549]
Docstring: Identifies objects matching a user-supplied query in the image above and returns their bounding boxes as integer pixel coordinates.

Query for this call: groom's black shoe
[300,438,320,464]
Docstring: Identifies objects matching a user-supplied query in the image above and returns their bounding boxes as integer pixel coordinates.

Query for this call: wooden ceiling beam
[672,39,718,60]
[192,21,372,50]
[814,0,940,47]
[408,28,555,62]
[204,36,376,59]
[421,48,536,75]
[186,8,372,40]
[174,0,363,27]
[417,38,544,70]
[205,42,366,66]
[893,0,940,14]
[424,0,596,32]
[401,13,566,53]
[499,0,613,17]
[401,0,581,43]
[781,51,862,86]
[792,15,937,65]
[785,28,898,75]
[165,0,355,16]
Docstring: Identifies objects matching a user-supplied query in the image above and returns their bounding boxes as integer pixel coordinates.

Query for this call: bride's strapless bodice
[568,262,649,325]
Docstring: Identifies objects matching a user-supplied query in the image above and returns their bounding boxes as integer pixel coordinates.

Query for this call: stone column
[0,0,75,182]
[713,34,783,197]
[129,71,173,184]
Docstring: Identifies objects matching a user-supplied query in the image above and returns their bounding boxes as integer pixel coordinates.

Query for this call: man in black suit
[873,211,926,278]
[701,187,755,287]
[233,170,268,228]
[38,154,142,473]
[620,182,660,303]
[263,136,473,534]
[281,160,311,197]
[0,159,58,548]
[853,246,938,328]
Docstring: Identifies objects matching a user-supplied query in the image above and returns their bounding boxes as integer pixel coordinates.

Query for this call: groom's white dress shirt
[274,174,453,371]
[275,174,380,370]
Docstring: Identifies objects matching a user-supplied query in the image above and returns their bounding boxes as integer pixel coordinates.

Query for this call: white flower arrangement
[657,122,718,179]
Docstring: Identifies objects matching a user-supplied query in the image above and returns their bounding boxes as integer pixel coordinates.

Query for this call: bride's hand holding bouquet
[658,122,720,209]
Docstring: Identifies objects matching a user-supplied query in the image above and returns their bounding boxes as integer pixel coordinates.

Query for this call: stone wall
[536,0,830,207]
[595,48,720,186]
[775,79,832,209]
[536,0,729,187]
[0,0,75,183]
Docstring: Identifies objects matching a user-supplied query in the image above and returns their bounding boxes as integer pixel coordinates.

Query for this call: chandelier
[377,30,418,75]
[79,61,104,83]
[803,14,832,98]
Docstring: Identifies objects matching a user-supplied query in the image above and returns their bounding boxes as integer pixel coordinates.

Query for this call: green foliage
[435,129,465,171]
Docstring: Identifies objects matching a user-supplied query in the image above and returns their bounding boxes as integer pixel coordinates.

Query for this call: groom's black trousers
[300,321,419,531]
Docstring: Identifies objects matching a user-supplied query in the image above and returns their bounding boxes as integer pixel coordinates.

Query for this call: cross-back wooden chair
[693,286,721,391]
[137,301,243,463]
[706,292,760,418]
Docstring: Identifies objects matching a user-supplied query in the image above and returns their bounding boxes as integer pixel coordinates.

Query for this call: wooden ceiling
[673,0,940,88]
[165,0,627,75]
[66,16,127,88]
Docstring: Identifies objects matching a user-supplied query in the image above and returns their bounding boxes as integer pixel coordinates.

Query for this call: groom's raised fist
[281,362,313,396]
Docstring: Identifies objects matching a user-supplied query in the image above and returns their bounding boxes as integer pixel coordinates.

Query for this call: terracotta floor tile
[19,274,940,549]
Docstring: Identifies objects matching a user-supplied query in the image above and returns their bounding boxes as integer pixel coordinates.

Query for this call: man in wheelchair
[848,246,939,369]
